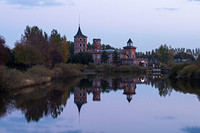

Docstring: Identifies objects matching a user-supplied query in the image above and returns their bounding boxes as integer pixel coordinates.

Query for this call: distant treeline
[137,44,200,65]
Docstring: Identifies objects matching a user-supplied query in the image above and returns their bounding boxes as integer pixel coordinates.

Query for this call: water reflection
[0,74,200,124]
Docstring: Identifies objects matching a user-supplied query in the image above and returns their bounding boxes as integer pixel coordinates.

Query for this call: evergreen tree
[113,50,120,64]
[101,51,108,64]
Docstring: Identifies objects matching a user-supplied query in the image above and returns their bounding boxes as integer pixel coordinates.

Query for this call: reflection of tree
[15,89,68,122]
[113,78,120,91]
[101,79,109,90]
[13,78,76,122]
[148,76,172,97]
[171,80,200,101]
[0,89,14,118]
[78,78,92,88]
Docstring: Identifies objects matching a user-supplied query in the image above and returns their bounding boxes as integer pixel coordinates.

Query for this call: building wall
[124,47,136,58]
[74,37,87,54]
[93,39,101,50]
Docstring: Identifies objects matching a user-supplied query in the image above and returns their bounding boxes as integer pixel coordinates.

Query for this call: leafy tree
[198,55,200,61]
[62,36,69,63]
[14,44,43,67]
[101,44,115,50]
[174,52,195,61]
[0,36,11,65]
[72,52,94,65]
[113,50,120,64]
[158,44,169,64]
[14,26,64,68]
[101,51,109,64]
[50,30,69,63]
[67,41,74,62]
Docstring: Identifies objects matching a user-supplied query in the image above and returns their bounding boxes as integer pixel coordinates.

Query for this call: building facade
[74,26,148,67]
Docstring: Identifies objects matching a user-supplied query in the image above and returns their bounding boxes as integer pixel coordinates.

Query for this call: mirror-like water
[0,74,200,133]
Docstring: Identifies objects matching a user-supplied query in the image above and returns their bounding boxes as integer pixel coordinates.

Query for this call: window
[97,54,100,59]
[84,39,85,41]
[80,44,82,47]
[97,82,100,86]
[80,49,81,52]
[80,39,82,41]
[83,44,85,47]
[83,49,85,52]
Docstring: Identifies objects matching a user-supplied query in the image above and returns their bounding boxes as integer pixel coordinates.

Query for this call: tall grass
[53,63,81,79]
[0,65,24,89]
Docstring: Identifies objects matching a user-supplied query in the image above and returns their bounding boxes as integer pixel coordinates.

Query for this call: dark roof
[75,102,85,113]
[74,26,87,38]
[127,97,132,103]
[127,39,133,43]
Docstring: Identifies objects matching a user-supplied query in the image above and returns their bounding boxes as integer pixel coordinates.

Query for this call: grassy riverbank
[0,64,83,90]
[0,63,147,90]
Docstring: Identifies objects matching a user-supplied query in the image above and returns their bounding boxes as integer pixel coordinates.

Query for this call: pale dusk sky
[0,0,200,52]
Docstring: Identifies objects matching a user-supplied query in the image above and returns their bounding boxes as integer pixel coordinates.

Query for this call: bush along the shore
[0,63,147,90]
[53,63,81,79]
[0,64,83,89]
[88,63,147,74]
[0,65,25,89]
[169,62,200,80]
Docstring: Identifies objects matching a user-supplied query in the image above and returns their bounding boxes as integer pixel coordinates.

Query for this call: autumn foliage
[0,36,11,65]
[13,26,70,68]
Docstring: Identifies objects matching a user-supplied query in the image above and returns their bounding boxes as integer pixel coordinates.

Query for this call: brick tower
[74,25,87,54]
[93,39,101,51]
[123,39,136,58]
[74,87,87,113]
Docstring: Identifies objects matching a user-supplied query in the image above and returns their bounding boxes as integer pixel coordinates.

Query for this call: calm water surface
[0,74,200,133]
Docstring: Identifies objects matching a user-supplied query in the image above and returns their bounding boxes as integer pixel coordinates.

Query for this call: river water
[0,74,200,133]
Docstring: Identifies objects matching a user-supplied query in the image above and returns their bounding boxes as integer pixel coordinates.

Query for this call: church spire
[74,25,87,38]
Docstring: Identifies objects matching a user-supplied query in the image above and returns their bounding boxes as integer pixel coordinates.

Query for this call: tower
[93,39,101,51]
[74,87,87,113]
[74,25,87,54]
[123,39,136,58]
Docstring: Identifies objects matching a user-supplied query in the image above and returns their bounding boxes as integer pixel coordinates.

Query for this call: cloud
[182,127,200,133]
[1,0,74,7]
[155,116,176,120]
[156,8,179,11]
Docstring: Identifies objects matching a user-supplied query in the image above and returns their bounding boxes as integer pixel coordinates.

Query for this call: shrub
[0,66,24,89]
[179,65,198,80]
[88,62,97,70]
[53,63,81,78]
[169,62,190,78]
[116,66,132,73]
[102,64,116,74]
[27,65,53,78]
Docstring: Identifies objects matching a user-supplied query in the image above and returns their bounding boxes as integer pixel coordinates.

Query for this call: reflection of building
[93,88,101,101]
[91,78,101,101]
[74,25,148,67]
[74,77,148,113]
[120,78,136,102]
[74,87,87,113]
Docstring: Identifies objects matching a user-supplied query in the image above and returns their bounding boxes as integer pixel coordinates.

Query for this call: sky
[0,0,200,52]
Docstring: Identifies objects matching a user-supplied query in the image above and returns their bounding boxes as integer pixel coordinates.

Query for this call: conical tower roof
[74,26,87,38]
[127,97,132,103]
[127,38,133,43]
